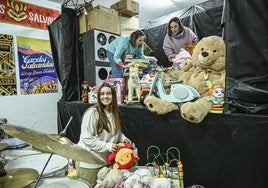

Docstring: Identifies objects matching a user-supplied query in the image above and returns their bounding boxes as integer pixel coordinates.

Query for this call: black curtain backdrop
[57,101,268,188]
[144,1,224,67]
[224,0,268,114]
[48,7,82,101]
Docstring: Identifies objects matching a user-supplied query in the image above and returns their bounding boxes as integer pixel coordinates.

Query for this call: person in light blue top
[107,30,146,78]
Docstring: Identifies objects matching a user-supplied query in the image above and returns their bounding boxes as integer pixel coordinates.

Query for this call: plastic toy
[145,67,200,104]
[146,145,184,188]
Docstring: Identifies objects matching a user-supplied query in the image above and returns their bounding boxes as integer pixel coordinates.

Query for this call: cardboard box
[79,5,120,34]
[119,15,139,35]
[111,0,139,17]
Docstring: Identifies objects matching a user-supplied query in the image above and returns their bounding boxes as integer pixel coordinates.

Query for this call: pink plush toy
[172,48,192,68]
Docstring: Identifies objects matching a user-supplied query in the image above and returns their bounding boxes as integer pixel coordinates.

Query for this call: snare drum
[31,177,91,188]
[4,153,68,177]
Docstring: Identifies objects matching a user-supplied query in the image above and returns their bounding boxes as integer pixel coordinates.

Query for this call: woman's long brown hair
[95,83,122,135]
[130,30,145,47]
[167,17,184,36]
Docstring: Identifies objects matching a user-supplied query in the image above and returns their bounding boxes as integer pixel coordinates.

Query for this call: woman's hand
[170,53,177,59]
[146,56,158,64]
[111,143,117,153]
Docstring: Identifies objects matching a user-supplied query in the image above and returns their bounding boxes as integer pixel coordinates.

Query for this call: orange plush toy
[106,143,139,170]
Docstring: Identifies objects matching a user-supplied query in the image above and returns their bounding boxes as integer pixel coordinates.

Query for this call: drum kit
[0,123,105,188]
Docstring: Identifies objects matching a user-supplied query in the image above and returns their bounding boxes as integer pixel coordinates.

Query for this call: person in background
[76,83,132,187]
[163,17,198,63]
[107,30,147,78]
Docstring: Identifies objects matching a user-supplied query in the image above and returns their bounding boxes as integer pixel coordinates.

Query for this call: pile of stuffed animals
[94,143,183,188]
[144,35,226,123]
[95,167,184,188]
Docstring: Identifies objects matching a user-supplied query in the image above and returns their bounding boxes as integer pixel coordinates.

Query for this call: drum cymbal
[0,168,39,188]
[0,143,8,151]
[0,124,105,165]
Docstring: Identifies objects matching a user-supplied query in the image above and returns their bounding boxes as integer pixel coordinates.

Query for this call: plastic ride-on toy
[140,67,200,105]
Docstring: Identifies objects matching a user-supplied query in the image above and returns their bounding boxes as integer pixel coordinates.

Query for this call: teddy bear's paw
[180,102,207,123]
[144,96,179,115]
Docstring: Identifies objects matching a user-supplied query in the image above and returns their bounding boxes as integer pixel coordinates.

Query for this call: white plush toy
[127,63,141,103]
[124,168,154,188]
[152,178,172,188]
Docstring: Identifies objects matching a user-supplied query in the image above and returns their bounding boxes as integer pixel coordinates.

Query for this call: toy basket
[145,145,184,188]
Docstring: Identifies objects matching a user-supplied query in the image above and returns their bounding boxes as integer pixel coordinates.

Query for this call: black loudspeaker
[81,29,119,86]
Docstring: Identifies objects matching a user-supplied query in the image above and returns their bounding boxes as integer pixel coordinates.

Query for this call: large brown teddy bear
[179,35,226,123]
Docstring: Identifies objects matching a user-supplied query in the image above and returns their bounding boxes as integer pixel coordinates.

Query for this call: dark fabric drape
[144,25,171,67]
[48,7,82,101]
[224,0,268,114]
[144,1,224,67]
[57,101,268,188]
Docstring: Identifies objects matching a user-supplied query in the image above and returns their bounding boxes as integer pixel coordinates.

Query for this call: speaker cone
[98,68,109,80]
[108,36,116,44]
[97,47,107,60]
[97,33,107,46]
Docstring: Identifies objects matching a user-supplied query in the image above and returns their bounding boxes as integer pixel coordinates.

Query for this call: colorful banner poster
[0,0,60,30]
[17,36,59,95]
[0,34,16,96]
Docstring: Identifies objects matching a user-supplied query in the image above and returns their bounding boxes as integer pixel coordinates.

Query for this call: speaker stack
[81,29,119,87]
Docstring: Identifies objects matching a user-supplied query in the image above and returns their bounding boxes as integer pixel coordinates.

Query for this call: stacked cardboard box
[111,0,139,18]
[119,15,139,35]
[79,5,120,34]
[110,0,140,35]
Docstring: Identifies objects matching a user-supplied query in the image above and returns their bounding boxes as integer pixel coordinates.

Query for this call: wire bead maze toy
[145,145,184,188]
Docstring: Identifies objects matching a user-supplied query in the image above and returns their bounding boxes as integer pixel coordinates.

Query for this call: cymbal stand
[32,153,53,188]
[59,116,73,137]
[32,116,73,188]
